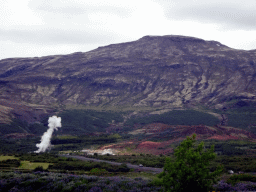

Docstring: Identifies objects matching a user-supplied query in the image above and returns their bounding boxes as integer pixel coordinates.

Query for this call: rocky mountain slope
[1,35,256,123]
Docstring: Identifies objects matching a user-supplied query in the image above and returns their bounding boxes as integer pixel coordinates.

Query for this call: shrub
[227,173,256,186]
[33,166,44,172]
[158,133,223,192]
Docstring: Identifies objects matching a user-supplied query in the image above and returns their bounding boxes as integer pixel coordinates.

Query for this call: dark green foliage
[18,153,67,163]
[0,109,124,136]
[88,154,166,168]
[219,101,256,131]
[214,154,256,173]
[48,160,130,173]
[227,112,256,130]
[0,137,40,154]
[51,134,120,151]
[227,173,256,186]
[119,163,130,172]
[18,153,130,173]
[125,110,219,127]
[0,119,30,134]
[33,166,44,172]
[210,142,248,156]
[28,123,47,135]
[59,109,124,135]
[0,118,47,136]
[0,159,21,167]
[158,134,224,192]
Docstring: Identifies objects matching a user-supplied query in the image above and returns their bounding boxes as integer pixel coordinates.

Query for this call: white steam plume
[34,116,61,153]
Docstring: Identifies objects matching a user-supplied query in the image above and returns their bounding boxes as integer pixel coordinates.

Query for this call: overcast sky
[1,0,256,60]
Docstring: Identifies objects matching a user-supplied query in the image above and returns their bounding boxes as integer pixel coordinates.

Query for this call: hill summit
[0,35,256,123]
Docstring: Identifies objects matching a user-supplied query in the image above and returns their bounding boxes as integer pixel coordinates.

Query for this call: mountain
[0,35,256,124]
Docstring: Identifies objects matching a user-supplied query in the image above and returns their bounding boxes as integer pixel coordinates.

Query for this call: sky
[1,0,256,60]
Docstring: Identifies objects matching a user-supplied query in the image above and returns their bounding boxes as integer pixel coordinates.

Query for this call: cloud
[157,0,256,31]
[0,28,117,45]
[0,0,256,60]
[28,0,132,17]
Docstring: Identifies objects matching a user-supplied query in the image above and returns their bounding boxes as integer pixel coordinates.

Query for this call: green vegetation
[202,140,248,156]
[12,153,131,173]
[0,109,124,136]
[125,110,219,127]
[0,155,18,161]
[59,109,124,135]
[19,161,50,170]
[213,101,256,132]
[227,173,256,186]
[0,118,30,135]
[86,154,166,168]
[0,118,47,135]
[51,134,121,151]
[0,137,40,154]
[157,134,223,192]
[0,159,20,168]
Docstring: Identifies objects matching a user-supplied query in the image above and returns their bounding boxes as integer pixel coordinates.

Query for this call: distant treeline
[125,110,220,127]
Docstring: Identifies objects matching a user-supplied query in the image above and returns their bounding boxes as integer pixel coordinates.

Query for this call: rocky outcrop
[0,35,256,122]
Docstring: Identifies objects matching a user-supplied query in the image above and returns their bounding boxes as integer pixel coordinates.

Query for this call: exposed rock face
[0,35,256,122]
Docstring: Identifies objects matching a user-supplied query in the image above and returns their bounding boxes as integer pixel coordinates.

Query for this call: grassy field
[0,155,51,170]
[0,155,18,161]
[19,161,51,170]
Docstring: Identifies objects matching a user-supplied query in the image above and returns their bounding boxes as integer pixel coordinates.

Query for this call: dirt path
[59,154,163,173]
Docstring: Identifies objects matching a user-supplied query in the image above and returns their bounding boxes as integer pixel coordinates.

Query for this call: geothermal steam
[35,116,61,153]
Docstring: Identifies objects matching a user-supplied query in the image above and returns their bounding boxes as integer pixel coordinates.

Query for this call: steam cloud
[34,116,61,153]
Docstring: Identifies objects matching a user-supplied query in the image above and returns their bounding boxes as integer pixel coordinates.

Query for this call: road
[59,154,163,174]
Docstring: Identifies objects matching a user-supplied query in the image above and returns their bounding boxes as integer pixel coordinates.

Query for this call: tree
[158,133,224,192]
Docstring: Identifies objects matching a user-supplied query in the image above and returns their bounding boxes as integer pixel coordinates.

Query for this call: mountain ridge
[0,35,256,124]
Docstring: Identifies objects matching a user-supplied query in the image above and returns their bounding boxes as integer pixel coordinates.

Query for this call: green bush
[89,168,107,175]
[34,166,44,172]
[227,173,256,186]
[158,133,223,192]
[0,159,21,167]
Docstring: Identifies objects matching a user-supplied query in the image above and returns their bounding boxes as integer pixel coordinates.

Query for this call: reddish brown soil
[103,123,256,155]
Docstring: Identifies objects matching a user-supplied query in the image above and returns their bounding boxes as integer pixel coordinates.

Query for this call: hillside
[0,35,256,124]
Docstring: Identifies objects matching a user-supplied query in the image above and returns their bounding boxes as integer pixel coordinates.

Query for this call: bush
[34,166,44,172]
[158,133,224,192]
[0,159,21,167]
[227,173,256,186]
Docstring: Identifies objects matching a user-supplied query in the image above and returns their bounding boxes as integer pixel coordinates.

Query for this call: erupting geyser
[34,116,61,153]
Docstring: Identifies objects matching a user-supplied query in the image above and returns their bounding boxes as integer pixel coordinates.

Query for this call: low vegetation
[214,101,256,133]
[1,107,256,191]
[158,134,223,191]
[0,171,162,192]
[0,109,124,136]
[58,109,124,135]
[125,110,220,127]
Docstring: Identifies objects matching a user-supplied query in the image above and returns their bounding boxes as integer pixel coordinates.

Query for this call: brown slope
[102,123,256,155]
[0,35,256,123]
